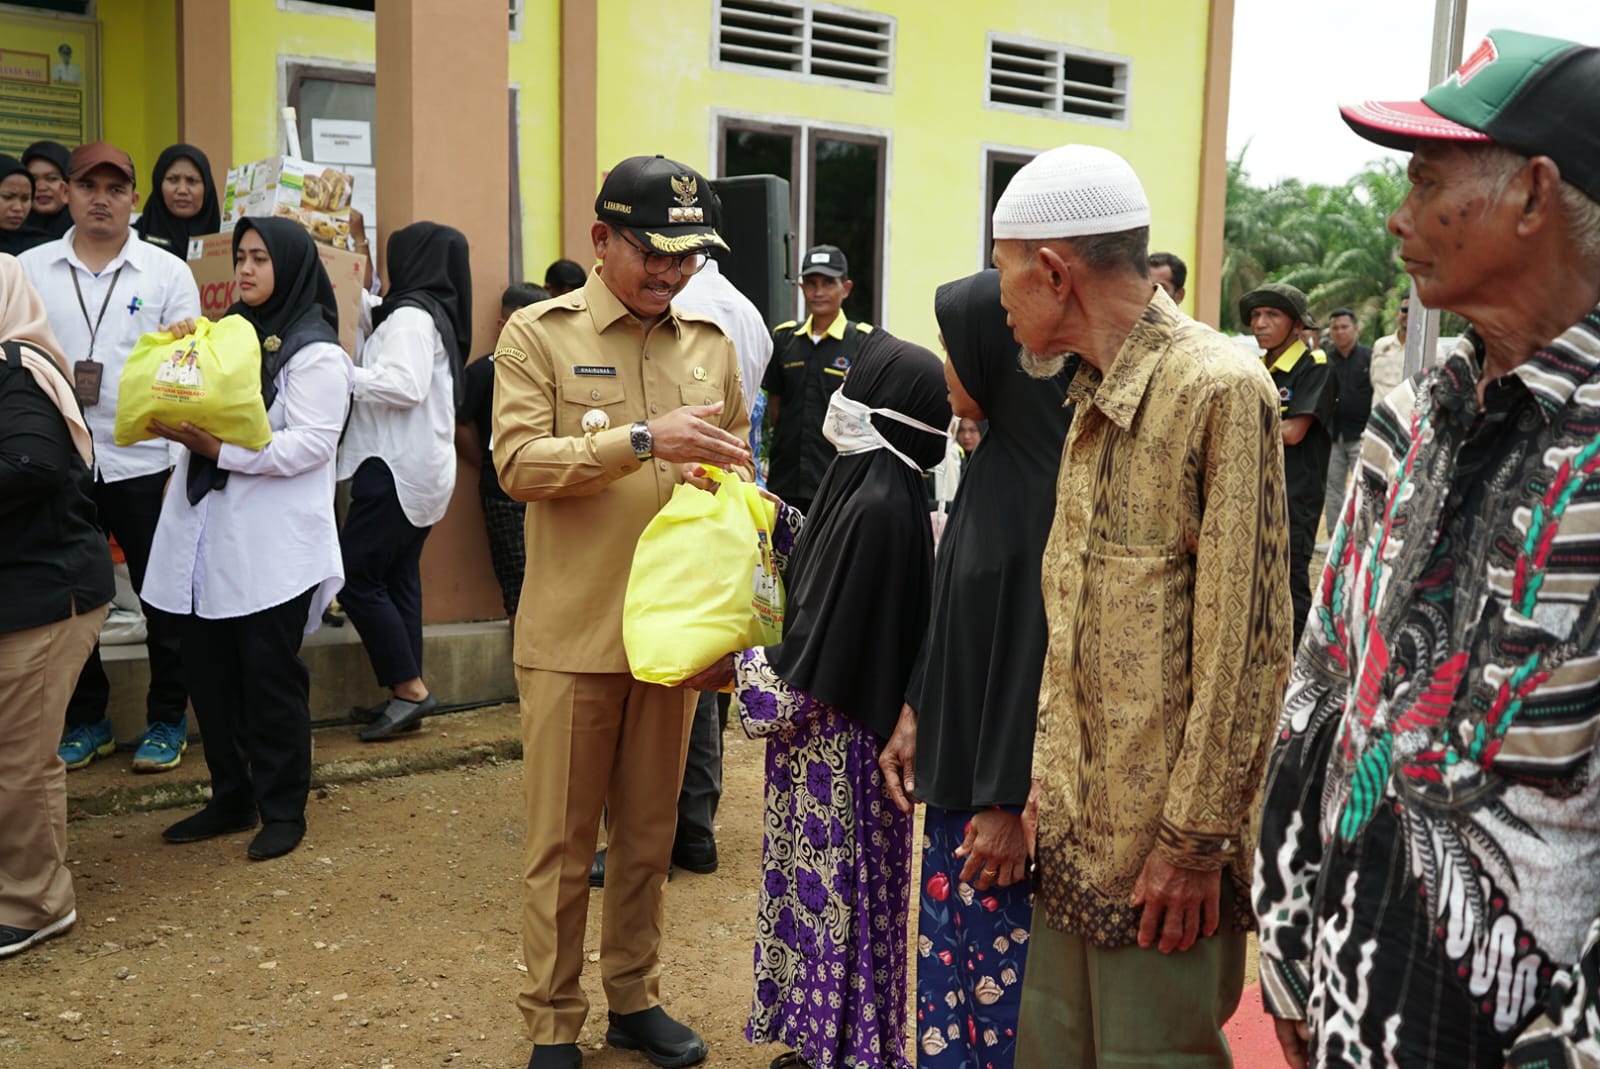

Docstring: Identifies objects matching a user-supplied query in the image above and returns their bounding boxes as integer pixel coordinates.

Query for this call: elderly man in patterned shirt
[1255,29,1600,1069]
[991,144,1292,1068]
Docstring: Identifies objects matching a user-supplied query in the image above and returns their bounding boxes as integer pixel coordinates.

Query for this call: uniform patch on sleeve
[495,346,529,362]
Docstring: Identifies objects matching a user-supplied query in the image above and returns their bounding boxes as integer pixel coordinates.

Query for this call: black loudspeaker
[710,175,793,329]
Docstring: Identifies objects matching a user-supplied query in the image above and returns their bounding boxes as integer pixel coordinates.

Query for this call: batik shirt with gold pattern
[1033,287,1293,947]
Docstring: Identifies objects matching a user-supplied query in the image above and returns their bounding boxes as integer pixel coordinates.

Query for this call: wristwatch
[630,421,653,460]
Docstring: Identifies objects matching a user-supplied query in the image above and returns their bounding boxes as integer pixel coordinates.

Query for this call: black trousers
[181,588,317,824]
[66,469,188,728]
[676,690,728,843]
[1289,516,1316,650]
[340,458,431,688]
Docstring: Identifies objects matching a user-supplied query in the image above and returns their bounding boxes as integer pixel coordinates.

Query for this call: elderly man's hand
[683,653,735,692]
[648,402,751,469]
[1271,1016,1311,1069]
[1131,851,1220,953]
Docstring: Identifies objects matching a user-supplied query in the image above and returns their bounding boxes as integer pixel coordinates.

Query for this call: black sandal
[769,1052,810,1069]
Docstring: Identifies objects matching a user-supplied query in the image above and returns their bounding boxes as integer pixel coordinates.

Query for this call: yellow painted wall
[100,0,179,188]
[593,0,1213,347]
[509,1,564,283]
[227,0,376,163]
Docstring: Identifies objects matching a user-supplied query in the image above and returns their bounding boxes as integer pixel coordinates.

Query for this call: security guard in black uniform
[761,244,873,514]
[1240,281,1336,648]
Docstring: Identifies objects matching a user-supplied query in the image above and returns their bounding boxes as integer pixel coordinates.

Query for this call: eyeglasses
[612,228,708,277]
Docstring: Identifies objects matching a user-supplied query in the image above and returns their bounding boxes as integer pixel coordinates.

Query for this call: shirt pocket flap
[680,383,725,408]
[563,373,627,407]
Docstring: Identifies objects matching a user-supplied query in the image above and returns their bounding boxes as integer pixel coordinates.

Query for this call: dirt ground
[3,719,1262,1069]
[3,727,790,1069]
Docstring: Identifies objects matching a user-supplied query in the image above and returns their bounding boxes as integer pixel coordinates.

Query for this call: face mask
[822,389,949,472]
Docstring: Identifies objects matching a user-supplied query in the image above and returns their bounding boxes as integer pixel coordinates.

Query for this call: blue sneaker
[132,717,188,773]
[58,720,115,770]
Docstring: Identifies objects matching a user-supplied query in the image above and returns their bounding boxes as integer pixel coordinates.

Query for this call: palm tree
[1222,152,1408,337]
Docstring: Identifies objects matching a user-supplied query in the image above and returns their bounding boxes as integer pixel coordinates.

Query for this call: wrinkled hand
[683,653,735,692]
[161,318,198,340]
[757,486,784,508]
[148,418,221,460]
[1021,779,1040,859]
[954,809,1028,890]
[879,704,918,814]
[648,402,751,469]
[1131,851,1221,953]
[1271,1016,1310,1069]
[682,463,720,493]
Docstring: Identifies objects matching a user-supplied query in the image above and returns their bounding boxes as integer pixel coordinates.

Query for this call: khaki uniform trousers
[1015,898,1246,1069]
[515,667,695,1043]
[0,606,107,930]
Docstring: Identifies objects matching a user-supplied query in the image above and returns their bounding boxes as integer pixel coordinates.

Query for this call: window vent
[717,1,893,88]
[987,34,1129,125]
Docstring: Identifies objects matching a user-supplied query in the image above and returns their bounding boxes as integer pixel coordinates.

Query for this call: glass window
[810,135,882,326]
[719,118,887,325]
[983,150,1033,265]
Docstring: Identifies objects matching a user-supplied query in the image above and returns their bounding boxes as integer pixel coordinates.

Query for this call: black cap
[1239,282,1319,330]
[595,155,727,255]
[799,244,848,279]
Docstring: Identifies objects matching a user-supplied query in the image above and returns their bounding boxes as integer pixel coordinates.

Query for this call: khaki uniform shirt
[492,268,750,673]
[1032,289,1293,947]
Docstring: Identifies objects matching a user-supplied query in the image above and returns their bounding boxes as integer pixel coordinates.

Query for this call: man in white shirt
[20,142,202,775]
[589,249,773,886]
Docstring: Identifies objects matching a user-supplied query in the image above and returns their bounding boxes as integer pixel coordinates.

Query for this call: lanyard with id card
[70,266,123,407]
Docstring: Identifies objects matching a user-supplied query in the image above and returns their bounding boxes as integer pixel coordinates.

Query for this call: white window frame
[711,107,894,326]
[984,31,1131,129]
[978,143,1038,267]
[712,0,896,94]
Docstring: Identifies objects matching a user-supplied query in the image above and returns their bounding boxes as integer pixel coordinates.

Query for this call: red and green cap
[1340,29,1600,202]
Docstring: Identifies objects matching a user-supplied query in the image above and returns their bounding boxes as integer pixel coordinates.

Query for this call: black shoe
[0,909,76,959]
[671,835,718,875]
[526,1043,583,1069]
[349,699,389,724]
[359,694,435,741]
[162,805,258,844]
[590,847,607,888]
[605,1007,707,1068]
[248,820,306,860]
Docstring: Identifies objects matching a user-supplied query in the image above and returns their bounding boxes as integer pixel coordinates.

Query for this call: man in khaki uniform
[492,155,752,1069]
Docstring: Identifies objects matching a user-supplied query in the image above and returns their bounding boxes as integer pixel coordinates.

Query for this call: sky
[1226,0,1600,187]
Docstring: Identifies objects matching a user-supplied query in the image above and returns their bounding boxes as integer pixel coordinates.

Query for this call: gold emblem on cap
[670,173,699,207]
[581,409,610,434]
[668,207,705,223]
[645,231,728,254]
[692,366,707,381]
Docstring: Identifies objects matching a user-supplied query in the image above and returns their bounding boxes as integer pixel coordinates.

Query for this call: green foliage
[1222,147,1411,339]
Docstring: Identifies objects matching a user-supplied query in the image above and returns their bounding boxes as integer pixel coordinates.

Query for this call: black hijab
[134,144,221,258]
[373,222,472,406]
[17,141,72,248]
[186,217,339,504]
[767,330,952,742]
[903,269,1078,808]
[0,156,33,257]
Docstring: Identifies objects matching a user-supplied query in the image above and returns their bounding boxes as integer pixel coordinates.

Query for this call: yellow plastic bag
[113,315,272,449]
[623,466,784,687]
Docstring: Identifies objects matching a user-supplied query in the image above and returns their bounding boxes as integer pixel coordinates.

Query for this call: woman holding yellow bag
[690,330,951,1069]
[143,218,352,861]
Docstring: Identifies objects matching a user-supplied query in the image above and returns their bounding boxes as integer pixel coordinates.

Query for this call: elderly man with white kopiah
[993,144,1292,1068]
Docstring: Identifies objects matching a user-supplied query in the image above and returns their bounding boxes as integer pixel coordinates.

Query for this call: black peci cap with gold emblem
[595,155,729,255]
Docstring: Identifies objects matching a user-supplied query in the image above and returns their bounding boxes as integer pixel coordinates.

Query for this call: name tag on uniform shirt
[573,365,617,377]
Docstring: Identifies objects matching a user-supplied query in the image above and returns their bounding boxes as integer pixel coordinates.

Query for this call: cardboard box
[222,155,355,248]
[185,232,365,357]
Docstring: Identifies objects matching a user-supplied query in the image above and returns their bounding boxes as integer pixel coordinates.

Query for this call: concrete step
[101,618,518,744]
[67,699,523,820]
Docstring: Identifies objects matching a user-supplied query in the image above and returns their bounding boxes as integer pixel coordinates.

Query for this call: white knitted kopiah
[992,144,1151,240]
